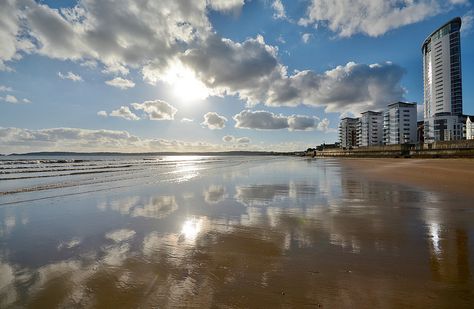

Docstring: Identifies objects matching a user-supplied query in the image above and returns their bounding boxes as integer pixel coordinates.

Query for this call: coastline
[338,158,474,198]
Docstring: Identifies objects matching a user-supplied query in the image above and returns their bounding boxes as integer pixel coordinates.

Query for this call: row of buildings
[339,102,417,148]
[340,17,474,149]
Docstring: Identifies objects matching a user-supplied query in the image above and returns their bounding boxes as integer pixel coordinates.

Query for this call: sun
[163,63,210,102]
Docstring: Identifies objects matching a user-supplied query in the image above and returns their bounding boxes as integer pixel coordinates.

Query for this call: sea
[1,155,473,307]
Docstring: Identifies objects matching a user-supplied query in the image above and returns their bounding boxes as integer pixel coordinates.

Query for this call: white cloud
[105,77,135,90]
[0,0,409,115]
[298,0,468,37]
[276,35,286,44]
[234,110,332,131]
[131,100,177,120]
[207,0,244,13]
[222,135,251,145]
[236,137,250,144]
[316,118,331,132]
[180,118,194,123]
[0,0,34,71]
[181,33,405,114]
[272,0,286,20]
[110,106,140,120]
[22,98,31,103]
[2,95,18,104]
[102,63,129,76]
[0,85,12,92]
[222,135,235,142]
[201,112,227,130]
[97,110,108,117]
[0,127,277,153]
[58,71,83,82]
[462,11,473,36]
[80,59,98,69]
[234,110,287,130]
[301,33,312,44]
[288,115,319,131]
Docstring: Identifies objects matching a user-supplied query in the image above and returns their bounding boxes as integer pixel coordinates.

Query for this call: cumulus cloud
[301,33,312,44]
[0,85,12,92]
[110,106,140,120]
[462,11,474,36]
[1,0,409,115]
[97,110,107,117]
[234,110,287,130]
[208,0,244,13]
[222,135,235,142]
[0,0,34,71]
[181,33,405,114]
[316,118,330,132]
[180,118,194,123]
[0,127,271,153]
[201,112,227,130]
[22,98,31,103]
[236,137,250,144]
[105,77,135,90]
[222,135,251,145]
[234,110,332,131]
[272,0,286,20]
[1,95,19,104]
[131,100,177,120]
[58,71,83,82]
[298,0,468,37]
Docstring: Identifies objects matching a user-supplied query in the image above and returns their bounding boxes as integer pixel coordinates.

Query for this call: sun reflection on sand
[181,218,202,242]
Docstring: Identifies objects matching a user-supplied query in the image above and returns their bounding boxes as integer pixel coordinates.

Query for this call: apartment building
[383,102,417,144]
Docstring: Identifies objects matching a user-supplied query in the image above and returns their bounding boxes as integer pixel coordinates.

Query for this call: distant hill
[4,151,294,157]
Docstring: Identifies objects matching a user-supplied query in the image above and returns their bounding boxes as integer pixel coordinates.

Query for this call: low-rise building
[383,102,417,144]
[467,116,474,140]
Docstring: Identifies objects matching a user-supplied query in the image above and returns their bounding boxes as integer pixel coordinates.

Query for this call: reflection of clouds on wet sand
[98,195,178,219]
[106,229,136,243]
[0,212,29,237]
[57,237,81,250]
[0,261,17,307]
[203,185,226,204]
[235,182,316,207]
[1,157,474,307]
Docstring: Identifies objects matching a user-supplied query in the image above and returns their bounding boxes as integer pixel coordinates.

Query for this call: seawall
[313,140,474,158]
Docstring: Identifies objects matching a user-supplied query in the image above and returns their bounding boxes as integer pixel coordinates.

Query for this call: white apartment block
[357,111,383,147]
[422,17,464,142]
[339,117,358,149]
[467,116,474,140]
[383,102,417,144]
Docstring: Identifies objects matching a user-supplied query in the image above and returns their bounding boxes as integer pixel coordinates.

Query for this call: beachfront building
[357,111,383,147]
[383,102,417,144]
[339,117,358,149]
[467,116,474,140]
[422,17,464,142]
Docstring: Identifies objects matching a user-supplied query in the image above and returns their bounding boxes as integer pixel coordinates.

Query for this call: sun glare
[164,64,210,102]
[181,218,202,241]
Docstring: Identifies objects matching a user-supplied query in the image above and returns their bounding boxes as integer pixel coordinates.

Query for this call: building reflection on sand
[0,158,473,307]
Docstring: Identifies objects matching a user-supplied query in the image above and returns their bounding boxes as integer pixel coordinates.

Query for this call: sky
[0,0,473,154]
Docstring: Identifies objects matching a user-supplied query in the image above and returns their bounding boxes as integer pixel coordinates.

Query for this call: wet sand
[1,156,474,308]
[340,158,474,198]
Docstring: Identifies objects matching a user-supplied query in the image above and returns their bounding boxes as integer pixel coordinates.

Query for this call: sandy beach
[1,155,474,308]
[340,158,474,198]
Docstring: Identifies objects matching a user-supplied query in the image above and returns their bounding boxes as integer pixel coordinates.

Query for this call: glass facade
[422,17,463,142]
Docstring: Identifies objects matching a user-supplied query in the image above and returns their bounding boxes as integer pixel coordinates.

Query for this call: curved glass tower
[422,17,463,141]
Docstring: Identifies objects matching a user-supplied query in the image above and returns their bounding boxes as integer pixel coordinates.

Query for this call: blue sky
[0,0,473,153]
